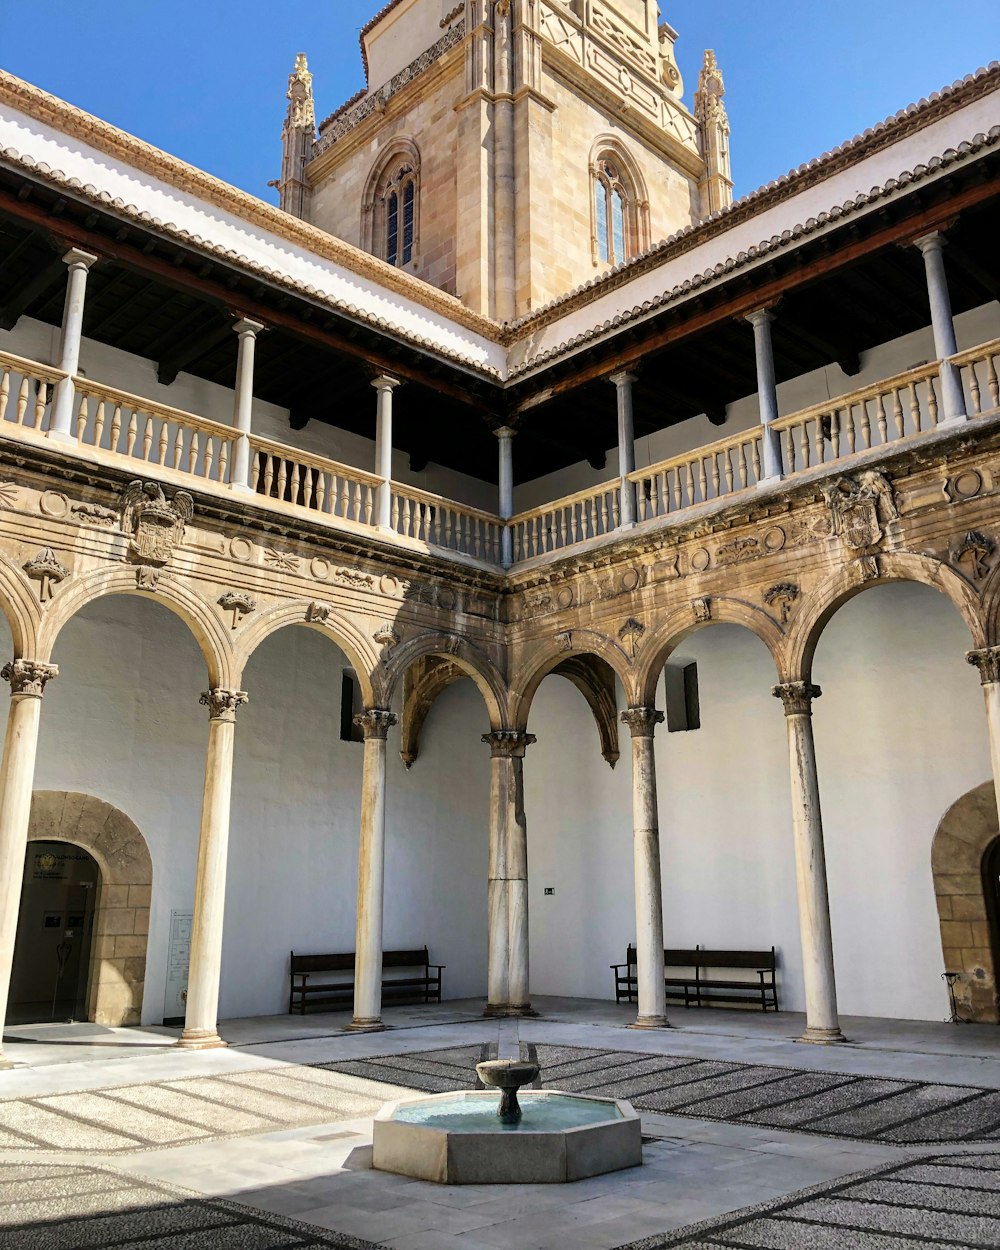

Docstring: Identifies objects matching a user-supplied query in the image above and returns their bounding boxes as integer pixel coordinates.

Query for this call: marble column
[497,425,515,569]
[0,660,58,1069]
[914,232,967,423]
[966,648,1000,823]
[351,709,397,1030]
[48,249,98,443]
[230,318,265,492]
[177,687,248,1049]
[772,681,845,1043]
[482,730,536,1017]
[373,377,400,531]
[610,371,638,529]
[746,308,783,482]
[620,708,668,1028]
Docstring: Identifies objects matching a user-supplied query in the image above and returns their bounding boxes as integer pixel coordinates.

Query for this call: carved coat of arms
[823,471,898,551]
[119,481,194,566]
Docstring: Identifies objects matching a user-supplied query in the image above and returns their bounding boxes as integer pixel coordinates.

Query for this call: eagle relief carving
[119,481,194,566]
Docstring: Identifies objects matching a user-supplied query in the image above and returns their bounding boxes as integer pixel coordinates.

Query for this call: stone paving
[324,1042,1000,1145]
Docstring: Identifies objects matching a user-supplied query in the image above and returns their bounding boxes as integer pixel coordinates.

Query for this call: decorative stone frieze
[482,730,536,758]
[199,689,249,721]
[772,682,822,716]
[2,659,58,698]
[119,481,193,566]
[23,548,69,602]
[620,707,664,738]
[966,647,1000,686]
[355,709,398,740]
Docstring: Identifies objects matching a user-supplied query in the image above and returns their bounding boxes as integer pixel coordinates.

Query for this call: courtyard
[1,999,999,1249]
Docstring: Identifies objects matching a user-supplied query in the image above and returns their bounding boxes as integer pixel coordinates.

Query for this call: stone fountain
[372,1056,641,1184]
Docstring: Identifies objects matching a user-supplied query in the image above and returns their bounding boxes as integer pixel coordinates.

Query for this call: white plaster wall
[0,317,497,511]
[25,597,489,1026]
[514,302,1000,510]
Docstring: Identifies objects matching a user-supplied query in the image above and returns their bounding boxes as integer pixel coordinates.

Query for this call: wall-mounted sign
[163,909,193,1026]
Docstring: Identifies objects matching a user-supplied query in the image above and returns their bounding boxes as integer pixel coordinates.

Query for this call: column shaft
[747,309,783,481]
[773,682,844,1043]
[49,249,98,443]
[0,661,57,1068]
[497,426,514,569]
[178,688,247,1048]
[352,710,396,1029]
[621,709,668,1028]
[966,649,1000,825]
[373,378,399,531]
[230,318,264,492]
[915,232,967,422]
[483,731,534,1016]
[611,372,637,528]
[492,4,516,322]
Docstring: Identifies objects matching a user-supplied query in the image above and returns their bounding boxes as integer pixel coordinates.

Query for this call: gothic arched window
[362,140,421,270]
[383,164,416,267]
[590,145,649,268]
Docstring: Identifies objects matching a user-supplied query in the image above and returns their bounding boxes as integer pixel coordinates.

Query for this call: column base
[756,474,783,488]
[937,413,969,429]
[796,1025,847,1045]
[46,427,76,445]
[628,1014,670,1030]
[229,481,253,494]
[483,1003,537,1018]
[175,1029,228,1050]
[347,1018,386,1032]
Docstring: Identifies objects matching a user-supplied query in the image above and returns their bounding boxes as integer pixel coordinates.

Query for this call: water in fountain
[393,1091,625,1133]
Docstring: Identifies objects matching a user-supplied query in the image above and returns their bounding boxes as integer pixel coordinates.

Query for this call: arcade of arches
[3,424,1000,1065]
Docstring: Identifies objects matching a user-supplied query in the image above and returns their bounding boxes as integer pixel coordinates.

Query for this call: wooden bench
[288,947,444,1015]
[612,945,778,1012]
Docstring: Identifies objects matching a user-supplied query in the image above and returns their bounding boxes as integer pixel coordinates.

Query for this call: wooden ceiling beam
[0,250,63,331]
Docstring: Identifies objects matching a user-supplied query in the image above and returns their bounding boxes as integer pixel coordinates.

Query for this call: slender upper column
[177,687,248,1049]
[496,425,515,569]
[610,371,638,529]
[230,318,265,492]
[967,647,1000,827]
[483,730,536,1017]
[620,707,668,1028]
[352,709,397,1030]
[373,377,400,531]
[746,308,783,482]
[492,0,516,322]
[0,660,58,1068]
[772,681,845,1044]
[914,232,967,423]
[48,249,98,443]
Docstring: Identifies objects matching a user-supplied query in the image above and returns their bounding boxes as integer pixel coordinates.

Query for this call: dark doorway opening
[8,841,100,1024]
[984,836,1000,1010]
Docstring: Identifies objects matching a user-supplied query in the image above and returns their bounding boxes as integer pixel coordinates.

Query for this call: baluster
[799,421,810,470]
[364,485,374,525]
[75,394,88,440]
[653,471,664,517]
[461,513,470,553]
[711,453,721,498]
[157,420,169,466]
[987,355,999,410]
[93,400,107,448]
[109,404,124,453]
[391,494,401,533]
[860,399,872,449]
[15,377,29,426]
[316,471,327,512]
[204,438,216,482]
[751,437,762,484]
[141,413,153,461]
[33,381,46,428]
[736,445,748,490]
[875,395,888,444]
[926,375,939,427]
[290,463,301,504]
[723,448,734,494]
[698,458,708,501]
[430,506,440,545]
[190,432,201,477]
[909,381,921,433]
[263,455,275,496]
[472,516,482,558]
[891,388,905,438]
[0,371,8,425]
[124,409,136,456]
[277,459,288,500]
[611,493,621,529]
[217,439,229,483]
[967,363,982,416]
[684,461,695,507]
[443,507,453,548]
[304,467,315,508]
[599,493,609,533]
[349,481,360,520]
[172,426,184,470]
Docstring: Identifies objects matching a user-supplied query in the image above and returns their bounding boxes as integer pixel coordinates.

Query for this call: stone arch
[0,555,42,659]
[236,601,379,706]
[634,600,783,707]
[37,568,234,688]
[931,780,1000,1023]
[510,631,632,737]
[27,791,153,1027]
[784,553,986,681]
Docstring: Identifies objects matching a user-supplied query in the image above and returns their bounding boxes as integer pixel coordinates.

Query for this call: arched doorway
[17,793,154,1027]
[9,842,100,1024]
[932,781,1000,1023]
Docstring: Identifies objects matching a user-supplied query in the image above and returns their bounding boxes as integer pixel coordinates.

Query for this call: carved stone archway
[931,781,1000,1023]
[27,792,152,1026]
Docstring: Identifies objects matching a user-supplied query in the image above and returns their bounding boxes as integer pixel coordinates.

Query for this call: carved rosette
[200,688,249,722]
[482,730,536,758]
[2,659,58,698]
[772,681,822,716]
[620,707,665,738]
[966,647,1000,686]
[354,709,398,740]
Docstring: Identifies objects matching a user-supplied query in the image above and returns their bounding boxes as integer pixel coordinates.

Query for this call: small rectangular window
[340,670,364,743]
[665,661,700,733]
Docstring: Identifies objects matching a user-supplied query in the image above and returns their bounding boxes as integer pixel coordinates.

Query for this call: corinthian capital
[620,707,665,738]
[355,709,398,740]
[772,681,822,716]
[2,659,58,698]
[200,689,249,721]
[482,730,536,758]
[966,647,1000,686]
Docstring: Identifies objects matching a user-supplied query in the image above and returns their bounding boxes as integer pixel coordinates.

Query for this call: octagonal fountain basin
[372,1090,642,1184]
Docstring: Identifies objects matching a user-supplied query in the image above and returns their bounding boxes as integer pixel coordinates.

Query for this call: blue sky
[2,2,997,204]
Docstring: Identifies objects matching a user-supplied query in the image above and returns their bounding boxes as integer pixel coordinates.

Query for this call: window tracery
[362,140,421,270]
[590,143,650,268]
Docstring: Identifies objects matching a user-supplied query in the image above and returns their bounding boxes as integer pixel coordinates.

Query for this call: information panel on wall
[163,909,193,1026]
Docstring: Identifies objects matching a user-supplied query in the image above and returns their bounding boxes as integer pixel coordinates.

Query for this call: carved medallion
[954,530,995,582]
[24,548,69,602]
[618,617,645,658]
[306,601,333,624]
[218,591,257,629]
[692,597,712,622]
[763,583,799,625]
[823,471,898,551]
[119,481,193,566]
[135,566,160,591]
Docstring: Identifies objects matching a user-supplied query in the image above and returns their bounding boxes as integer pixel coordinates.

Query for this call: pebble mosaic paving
[321,1043,1000,1145]
[616,1151,1000,1249]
